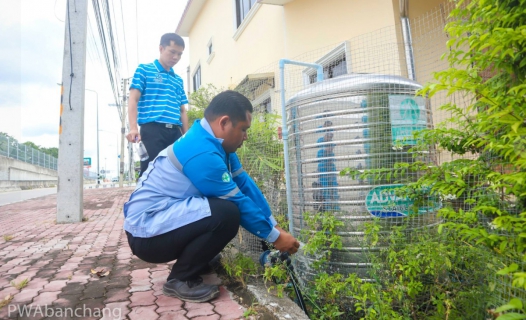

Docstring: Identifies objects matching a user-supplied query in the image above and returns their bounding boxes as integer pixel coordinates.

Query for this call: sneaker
[199,253,222,275]
[163,277,219,302]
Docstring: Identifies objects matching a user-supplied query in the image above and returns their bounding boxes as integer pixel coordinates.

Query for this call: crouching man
[123,90,299,302]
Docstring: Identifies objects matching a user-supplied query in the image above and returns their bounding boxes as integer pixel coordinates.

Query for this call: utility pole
[119,78,128,187]
[57,0,88,223]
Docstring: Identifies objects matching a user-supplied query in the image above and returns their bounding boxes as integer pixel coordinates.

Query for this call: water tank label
[365,184,438,218]
[388,95,427,145]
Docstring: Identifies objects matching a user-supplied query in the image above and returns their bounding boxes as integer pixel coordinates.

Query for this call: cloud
[0,4,63,86]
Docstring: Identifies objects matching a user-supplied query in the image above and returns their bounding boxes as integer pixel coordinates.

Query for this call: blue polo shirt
[130,60,188,126]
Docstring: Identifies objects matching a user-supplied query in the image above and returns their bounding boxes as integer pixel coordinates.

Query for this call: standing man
[123,91,299,303]
[126,33,189,177]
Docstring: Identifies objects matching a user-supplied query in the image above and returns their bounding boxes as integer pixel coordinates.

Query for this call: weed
[2,235,14,241]
[243,305,258,317]
[221,249,259,287]
[0,294,13,309]
[11,279,29,290]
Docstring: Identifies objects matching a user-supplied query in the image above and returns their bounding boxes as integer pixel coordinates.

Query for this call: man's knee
[208,198,240,233]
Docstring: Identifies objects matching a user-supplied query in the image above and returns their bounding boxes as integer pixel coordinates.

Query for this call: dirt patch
[83,200,115,210]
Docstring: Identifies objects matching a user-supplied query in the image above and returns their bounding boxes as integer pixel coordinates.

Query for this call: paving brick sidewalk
[0,188,246,320]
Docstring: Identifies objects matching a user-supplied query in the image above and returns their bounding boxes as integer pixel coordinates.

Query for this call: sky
[0,0,189,176]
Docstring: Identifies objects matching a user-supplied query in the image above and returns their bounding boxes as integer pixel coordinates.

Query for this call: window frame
[302,41,352,85]
[206,38,215,64]
[192,63,202,92]
[232,0,262,41]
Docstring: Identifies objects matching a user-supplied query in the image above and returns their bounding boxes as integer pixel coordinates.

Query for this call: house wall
[187,0,286,91]
[184,0,452,122]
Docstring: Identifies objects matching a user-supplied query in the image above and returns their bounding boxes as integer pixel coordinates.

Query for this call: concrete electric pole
[57,0,88,223]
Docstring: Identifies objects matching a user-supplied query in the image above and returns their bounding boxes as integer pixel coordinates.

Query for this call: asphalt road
[0,187,57,207]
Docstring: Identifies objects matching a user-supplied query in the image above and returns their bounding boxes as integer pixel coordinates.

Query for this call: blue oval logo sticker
[365,184,439,218]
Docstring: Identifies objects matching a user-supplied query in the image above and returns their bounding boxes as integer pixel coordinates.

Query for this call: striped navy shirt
[130,59,188,126]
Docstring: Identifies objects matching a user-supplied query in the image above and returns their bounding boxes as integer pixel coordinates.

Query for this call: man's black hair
[160,33,185,49]
[204,90,253,126]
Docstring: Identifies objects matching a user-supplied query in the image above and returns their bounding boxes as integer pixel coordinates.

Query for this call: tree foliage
[187,84,222,127]
[334,0,525,318]
[0,132,58,158]
[409,0,525,317]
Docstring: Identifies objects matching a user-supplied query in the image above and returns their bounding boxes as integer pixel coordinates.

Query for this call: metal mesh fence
[0,134,58,171]
[226,1,524,316]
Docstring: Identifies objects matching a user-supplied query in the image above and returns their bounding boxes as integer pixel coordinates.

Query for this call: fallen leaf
[90,268,110,277]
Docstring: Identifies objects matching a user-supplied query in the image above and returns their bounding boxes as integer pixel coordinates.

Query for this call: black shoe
[163,277,219,302]
[199,253,222,275]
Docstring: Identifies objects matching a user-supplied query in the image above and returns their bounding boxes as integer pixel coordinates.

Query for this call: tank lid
[286,73,423,106]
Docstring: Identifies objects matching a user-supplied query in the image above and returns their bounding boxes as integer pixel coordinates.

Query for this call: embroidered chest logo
[221,172,231,183]
[154,74,163,83]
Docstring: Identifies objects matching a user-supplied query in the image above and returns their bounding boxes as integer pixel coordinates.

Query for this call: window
[206,38,215,64]
[236,0,257,27]
[193,65,201,92]
[309,54,347,84]
[303,41,352,85]
[255,97,272,114]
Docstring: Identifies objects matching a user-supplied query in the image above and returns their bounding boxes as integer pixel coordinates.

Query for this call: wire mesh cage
[284,73,441,281]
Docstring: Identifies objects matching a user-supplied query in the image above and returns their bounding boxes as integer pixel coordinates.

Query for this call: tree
[40,147,58,158]
[187,84,222,127]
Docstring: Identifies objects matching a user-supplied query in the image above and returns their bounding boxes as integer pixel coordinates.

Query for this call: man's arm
[126,89,142,142]
[180,104,189,133]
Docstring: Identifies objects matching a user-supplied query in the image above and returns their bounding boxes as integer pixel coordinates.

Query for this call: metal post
[400,0,416,81]
[57,0,88,223]
[278,59,324,237]
[119,78,128,187]
[86,89,99,186]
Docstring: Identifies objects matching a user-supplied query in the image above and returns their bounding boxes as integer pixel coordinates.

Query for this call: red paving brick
[0,188,250,320]
[129,290,156,307]
[158,309,188,320]
[185,301,215,318]
[129,305,159,320]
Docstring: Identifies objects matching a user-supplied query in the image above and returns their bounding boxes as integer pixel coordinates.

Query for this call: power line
[135,0,139,64]
[109,0,123,77]
[87,15,104,67]
[119,0,130,76]
[91,0,122,119]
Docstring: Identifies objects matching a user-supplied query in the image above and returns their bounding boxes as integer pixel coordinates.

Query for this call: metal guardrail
[0,135,58,171]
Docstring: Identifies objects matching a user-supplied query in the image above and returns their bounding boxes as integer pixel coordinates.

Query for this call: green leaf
[512,122,522,133]
[496,313,526,320]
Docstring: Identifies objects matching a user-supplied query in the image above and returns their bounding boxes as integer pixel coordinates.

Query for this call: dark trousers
[126,198,240,281]
[139,122,183,177]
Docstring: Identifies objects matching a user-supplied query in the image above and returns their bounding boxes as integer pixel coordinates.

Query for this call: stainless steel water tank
[285,74,440,281]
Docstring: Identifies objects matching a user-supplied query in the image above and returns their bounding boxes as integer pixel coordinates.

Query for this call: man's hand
[127,130,140,143]
[273,229,300,255]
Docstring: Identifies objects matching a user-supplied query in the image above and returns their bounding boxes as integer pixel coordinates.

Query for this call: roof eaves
[175,0,207,36]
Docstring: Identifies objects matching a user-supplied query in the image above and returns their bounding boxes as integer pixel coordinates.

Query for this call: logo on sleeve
[222,172,231,183]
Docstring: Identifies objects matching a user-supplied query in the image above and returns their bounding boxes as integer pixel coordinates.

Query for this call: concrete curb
[246,282,310,320]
